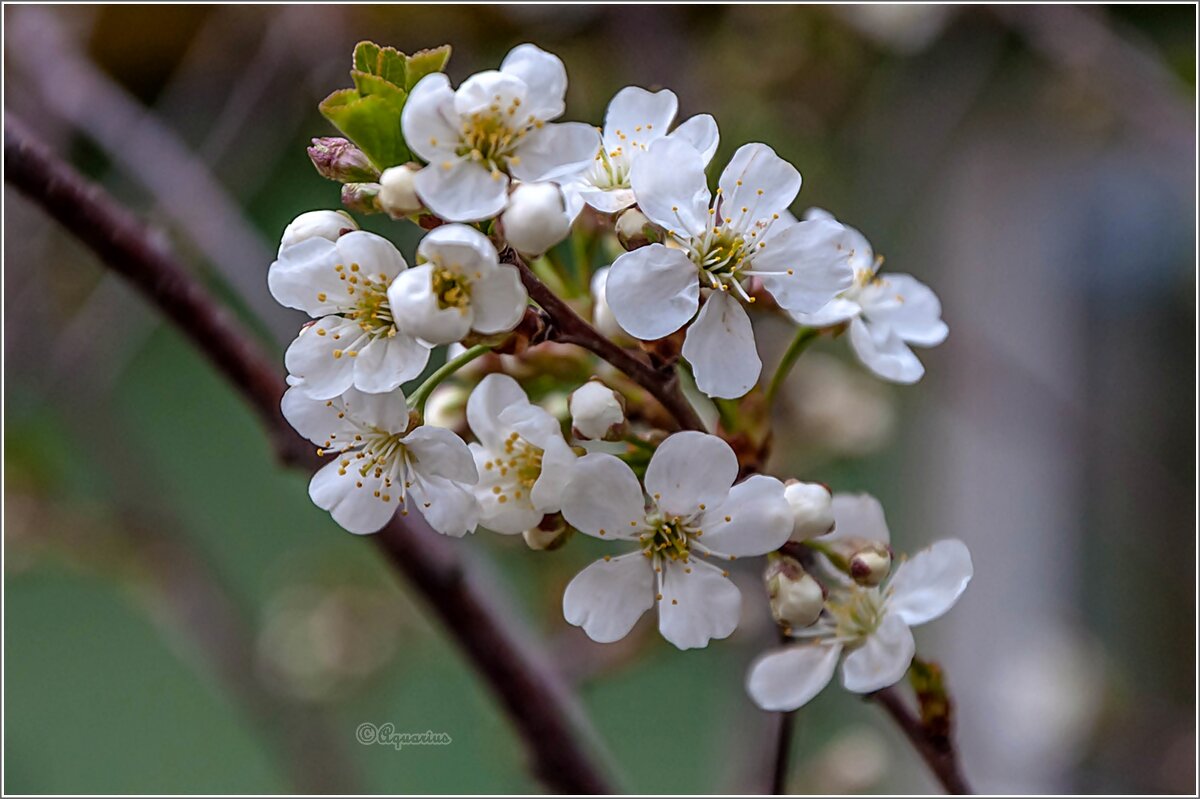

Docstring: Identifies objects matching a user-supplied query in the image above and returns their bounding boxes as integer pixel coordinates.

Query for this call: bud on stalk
[308,137,380,183]
[378,165,424,218]
[341,182,383,215]
[500,182,571,256]
[568,380,628,441]
[764,554,825,631]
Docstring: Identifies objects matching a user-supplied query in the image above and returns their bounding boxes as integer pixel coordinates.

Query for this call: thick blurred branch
[507,250,707,433]
[4,117,615,796]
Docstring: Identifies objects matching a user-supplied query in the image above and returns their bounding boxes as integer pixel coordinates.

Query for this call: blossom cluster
[271,41,965,712]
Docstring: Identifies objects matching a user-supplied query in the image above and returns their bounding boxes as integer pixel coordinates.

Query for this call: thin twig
[4,117,615,796]
[770,709,798,794]
[870,685,972,794]
[505,248,708,433]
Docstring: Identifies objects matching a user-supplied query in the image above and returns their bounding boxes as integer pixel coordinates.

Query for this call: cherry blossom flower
[387,224,527,346]
[745,493,972,711]
[563,86,718,216]
[789,209,948,384]
[401,44,600,222]
[282,386,478,536]
[466,373,577,535]
[270,229,431,399]
[560,431,792,649]
[605,139,855,398]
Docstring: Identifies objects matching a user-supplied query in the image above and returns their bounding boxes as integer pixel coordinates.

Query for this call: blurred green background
[4,4,1196,794]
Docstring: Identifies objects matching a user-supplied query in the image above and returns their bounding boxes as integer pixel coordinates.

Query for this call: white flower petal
[388,264,474,345]
[339,387,410,432]
[666,113,719,165]
[789,297,863,328]
[351,333,431,394]
[470,443,543,535]
[745,642,842,711]
[268,237,352,316]
[402,425,478,485]
[500,44,567,120]
[657,558,741,650]
[644,431,738,517]
[280,386,357,445]
[563,552,655,643]
[309,460,394,534]
[718,143,801,232]
[335,231,409,283]
[823,492,891,544]
[630,136,710,236]
[602,86,677,151]
[697,475,792,557]
[454,70,527,118]
[413,157,510,223]
[466,373,529,450]
[681,290,762,399]
[469,265,528,335]
[560,453,646,540]
[284,316,362,400]
[416,223,500,272]
[887,539,973,626]
[529,437,577,512]
[278,210,357,252]
[606,245,699,340]
[409,473,479,537]
[402,73,461,164]
[841,614,915,693]
[753,218,855,314]
[578,186,637,214]
[861,273,948,347]
[849,317,925,384]
[510,121,601,183]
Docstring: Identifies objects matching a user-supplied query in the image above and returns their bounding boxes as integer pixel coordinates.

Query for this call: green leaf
[351,70,407,103]
[318,88,410,169]
[377,47,408,87]
[352,41,381,74]
[405,45,452,91]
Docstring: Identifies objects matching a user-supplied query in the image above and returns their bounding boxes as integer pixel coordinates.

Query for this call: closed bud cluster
[308,137,380,183]
[764,554,825,631]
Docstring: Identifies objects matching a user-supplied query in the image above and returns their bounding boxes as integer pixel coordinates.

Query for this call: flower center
[318,420,414,506]
[456,100,542,175]
[639,516,692,562]
[431,265,473,312]
[591,146,631,189]
[826,586,885,641]
[482,432,545,505]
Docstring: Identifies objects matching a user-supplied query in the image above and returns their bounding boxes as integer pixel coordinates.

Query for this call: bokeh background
[4,4,1196,794]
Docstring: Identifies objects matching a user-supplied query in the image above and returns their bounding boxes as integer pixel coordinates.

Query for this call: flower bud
[615,207,655,250]
[378,165,423,218]
[765,555,825,631]
[849,546,891,586]
[569,380,627,441]
[341,182,383,214]
[784,480,835,541]
[590,267,628,342]
[423,384,469,430]
[523,514,573,551]
[307,137,380,183]
[279,210,358,251]
[500,182,571,256]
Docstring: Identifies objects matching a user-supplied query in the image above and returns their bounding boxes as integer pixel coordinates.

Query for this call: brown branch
[869,685,972,794]
[770,709,798,794]
[505,249,707,433]
[5,116,614,796]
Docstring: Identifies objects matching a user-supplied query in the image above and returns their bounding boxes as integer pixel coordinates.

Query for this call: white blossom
[278,210,357,252]
[606,140,855,398]
[790,209,948,384]
[568,380,626,441]
[563,86,718,217]
[401,43,600,222]
[745,493,972,711]
[560,431,792,649]
[388,223,527,346]
[269,230,431,399]
[466,373,577,535]
[282,386,479,536]
[500,182,572,256]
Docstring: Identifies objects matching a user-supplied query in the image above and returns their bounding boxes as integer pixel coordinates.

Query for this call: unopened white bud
[784,481,835,541]
[522,514,572,551]
[378,165,423,218]
[765,556,825,630]
[849,546,892,586]
[501,182,571,256]
[569,380,627,441]
[423,384,469,430]
[615,207,654,250]
[279,210,357,252]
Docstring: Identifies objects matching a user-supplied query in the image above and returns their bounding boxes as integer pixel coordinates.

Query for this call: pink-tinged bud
[849,546,892,586]
[341,182,383,215]
[765,555,825,631]
[568,380,627,441]
[308,137,380,183]
[615,207,657,250]
[378,165,423,218]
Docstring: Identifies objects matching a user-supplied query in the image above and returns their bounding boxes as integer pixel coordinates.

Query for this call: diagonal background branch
[4,115,614,796]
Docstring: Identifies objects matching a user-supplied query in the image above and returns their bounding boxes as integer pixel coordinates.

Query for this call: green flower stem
[408,343,491,414]
[764,326,820,408]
